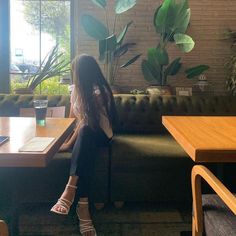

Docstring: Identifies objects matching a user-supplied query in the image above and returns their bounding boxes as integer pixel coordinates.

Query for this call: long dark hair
[72,54,117,130]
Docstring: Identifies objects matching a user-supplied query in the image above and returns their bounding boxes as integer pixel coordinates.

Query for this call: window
[10,0,71,94]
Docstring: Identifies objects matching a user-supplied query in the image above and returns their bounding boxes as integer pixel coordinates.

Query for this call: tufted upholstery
[1,94,236,203]
[112,95,236,202]
[1,94,236,129]
[0,94,70,117]
[114,95,236,133]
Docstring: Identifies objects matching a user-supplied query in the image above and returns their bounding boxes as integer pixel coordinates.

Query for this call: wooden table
[0,117,75,167]
[162,116,236,163]
[162,116,236,236]
[0,117,75,236]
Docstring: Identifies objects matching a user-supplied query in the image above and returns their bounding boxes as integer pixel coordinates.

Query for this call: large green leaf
[174,7,190,34]
[115,0,136,14]
[91,0,107,9]
[147,48,159,67]
[120,54,141,68]
[185,64,210,79]
[114,42,136,57]
[141,60,161,83]
[154,0,190,37]
[117,21,133,45]
[174,33,195,52]
[154,0,172,34]
[165,57,182,77]
[81,14,109,40]
[156,46,169,65]
[99,34,117,56]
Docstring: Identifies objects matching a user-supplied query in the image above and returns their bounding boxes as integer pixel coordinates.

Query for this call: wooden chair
[192,165,236,236]
[0,220,9,236]
[20,106,66,118]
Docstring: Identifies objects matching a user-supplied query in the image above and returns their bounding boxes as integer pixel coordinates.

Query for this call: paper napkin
[19,137,55,152]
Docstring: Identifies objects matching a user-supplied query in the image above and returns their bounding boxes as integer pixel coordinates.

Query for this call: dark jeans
[70,125,111,198]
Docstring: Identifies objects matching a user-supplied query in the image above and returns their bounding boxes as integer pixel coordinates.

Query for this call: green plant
[81,0,141,85]
[11,77,69,95]
[224,29,236,95]
[142,0,195,86]
[26,45,70,91]
[185,65,210,79]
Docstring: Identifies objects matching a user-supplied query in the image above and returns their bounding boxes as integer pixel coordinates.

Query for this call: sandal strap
[66,184,77,189]
[80,226,95,234]
[57,198,72,209]
[78,201,88,205]
[80,221,95,234]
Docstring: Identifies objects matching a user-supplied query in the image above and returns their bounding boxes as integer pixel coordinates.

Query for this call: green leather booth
[1,94,236,205]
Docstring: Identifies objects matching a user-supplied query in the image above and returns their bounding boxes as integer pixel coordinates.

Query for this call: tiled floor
[20,202,192,236]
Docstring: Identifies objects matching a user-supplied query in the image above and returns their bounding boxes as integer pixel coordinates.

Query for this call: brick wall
[74,0,236,94]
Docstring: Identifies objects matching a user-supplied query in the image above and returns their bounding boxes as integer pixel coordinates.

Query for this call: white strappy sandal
[77,201,97,236]
[50,184,77,215]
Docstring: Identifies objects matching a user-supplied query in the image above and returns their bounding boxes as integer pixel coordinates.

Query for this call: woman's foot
[50,184,77,215]
[77,200,97,236]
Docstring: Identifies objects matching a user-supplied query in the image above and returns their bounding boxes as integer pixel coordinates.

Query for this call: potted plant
[185,64,210,92]
[14,45,70,94]
[81,0,141,90]
[142,0,195,95]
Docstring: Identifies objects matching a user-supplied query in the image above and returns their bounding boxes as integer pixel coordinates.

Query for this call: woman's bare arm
[59,123,81,151]
[59,103,82,151]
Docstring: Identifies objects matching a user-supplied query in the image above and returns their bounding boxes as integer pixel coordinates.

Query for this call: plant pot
[14,88,33,95]
[146,85,172,95]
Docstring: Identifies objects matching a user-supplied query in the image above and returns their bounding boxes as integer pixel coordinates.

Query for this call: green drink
[33,100,48,126]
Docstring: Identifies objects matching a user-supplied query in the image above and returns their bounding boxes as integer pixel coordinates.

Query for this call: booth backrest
[0,95,70,117]
[1,94,236,134]
[114,95,236,133]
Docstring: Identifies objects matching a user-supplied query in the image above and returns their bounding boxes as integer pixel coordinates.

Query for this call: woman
[51,54,116,236]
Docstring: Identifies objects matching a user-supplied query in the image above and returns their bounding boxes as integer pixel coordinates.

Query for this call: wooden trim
[191,165,236,235]
[0,220,9,236]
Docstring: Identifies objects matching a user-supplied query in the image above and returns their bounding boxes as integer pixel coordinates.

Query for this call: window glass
[10,0,71,95]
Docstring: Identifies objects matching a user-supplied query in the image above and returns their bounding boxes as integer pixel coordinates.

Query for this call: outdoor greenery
[81,0,141,85]
[23,0,70,60]
[11,77,69,95]
[224,29,236,95]
[142,0,195,86]
[25,45,70,91]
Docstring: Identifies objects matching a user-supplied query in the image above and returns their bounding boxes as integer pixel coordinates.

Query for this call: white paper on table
[18,137,55,152]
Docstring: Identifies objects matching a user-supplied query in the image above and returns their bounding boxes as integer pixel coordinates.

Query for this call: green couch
[1,94,236,205]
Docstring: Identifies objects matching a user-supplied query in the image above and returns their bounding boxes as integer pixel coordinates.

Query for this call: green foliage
[23,1,70,61]
[185,65,210,79]
[174,33,195,53]
[81,0,140,85]
[81,15,109,40]
[115,0,137,14]
[11,77,70,95]
[91,0,107,9]
[142,0,195,86]
[26,45,70,91]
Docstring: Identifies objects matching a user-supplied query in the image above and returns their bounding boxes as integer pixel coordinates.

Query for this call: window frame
[0,0,74,94]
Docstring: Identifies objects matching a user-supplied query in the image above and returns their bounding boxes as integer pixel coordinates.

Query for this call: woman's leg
[71,126,108,236]
[52,175,78,213]
[51,125,93,214]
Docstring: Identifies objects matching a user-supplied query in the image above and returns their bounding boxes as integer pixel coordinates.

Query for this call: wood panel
[162,116,236,163]
[0,117,75,167]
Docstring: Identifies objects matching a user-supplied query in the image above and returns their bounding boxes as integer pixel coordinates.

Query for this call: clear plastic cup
[33,100,48,126]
